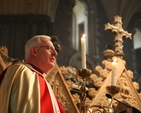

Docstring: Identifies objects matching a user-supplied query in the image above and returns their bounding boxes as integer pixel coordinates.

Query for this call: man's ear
[31,47,37,56]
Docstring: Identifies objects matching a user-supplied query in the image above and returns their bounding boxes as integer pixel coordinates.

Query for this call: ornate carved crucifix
[105,15,132,58]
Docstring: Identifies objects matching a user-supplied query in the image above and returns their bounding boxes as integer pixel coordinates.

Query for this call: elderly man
[0,35,65,113]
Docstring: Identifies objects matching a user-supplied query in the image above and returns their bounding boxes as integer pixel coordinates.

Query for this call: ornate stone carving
[57,57,141,112]
[46,64,80,113]
[105,15,132,58]
[0,46,12,74]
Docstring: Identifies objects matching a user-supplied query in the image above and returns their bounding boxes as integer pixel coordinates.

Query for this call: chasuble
[0,64,65,113]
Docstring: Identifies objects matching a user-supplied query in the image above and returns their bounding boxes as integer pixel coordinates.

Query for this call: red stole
[38,74,54,113]
[38,73,65,113]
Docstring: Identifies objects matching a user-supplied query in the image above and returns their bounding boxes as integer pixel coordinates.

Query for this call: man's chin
[49,63,55,68]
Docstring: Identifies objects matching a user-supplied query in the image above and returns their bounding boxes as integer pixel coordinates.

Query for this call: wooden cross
[105,15,132,58]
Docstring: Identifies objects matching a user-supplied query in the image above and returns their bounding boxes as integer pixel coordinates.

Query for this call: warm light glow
[111,59,117,86]
[108,98,112,102]
[81,34,86,69]
[113,59,117,63]
[87,108,92,113]
[82,34,86,38]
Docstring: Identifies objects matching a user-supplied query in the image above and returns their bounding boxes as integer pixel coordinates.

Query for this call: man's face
[34,38,58,73]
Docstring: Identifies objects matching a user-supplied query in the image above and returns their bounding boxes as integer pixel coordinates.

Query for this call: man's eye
[46,46,50,50]
[45,46,54,52]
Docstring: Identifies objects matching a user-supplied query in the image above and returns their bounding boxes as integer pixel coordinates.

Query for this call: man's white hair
[25,35,51,59]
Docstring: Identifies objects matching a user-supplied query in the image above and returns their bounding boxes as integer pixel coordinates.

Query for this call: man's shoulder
[8,63,42,76]
[0,63,26,83]
[8,63,29,70]
[0,63,32,85]
[7,63,34,74]
[5,63,38,81]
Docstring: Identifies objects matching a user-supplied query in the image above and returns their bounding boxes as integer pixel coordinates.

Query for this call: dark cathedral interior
[0,0,141,113]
